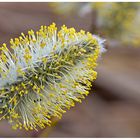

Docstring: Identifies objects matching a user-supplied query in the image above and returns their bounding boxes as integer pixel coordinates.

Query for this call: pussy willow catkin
[0,23,105,130]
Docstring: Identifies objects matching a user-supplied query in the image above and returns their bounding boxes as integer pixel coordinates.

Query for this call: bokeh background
[0,2,140,138]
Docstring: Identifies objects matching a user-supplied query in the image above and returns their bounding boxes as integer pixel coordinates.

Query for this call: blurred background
[0,2,140,138]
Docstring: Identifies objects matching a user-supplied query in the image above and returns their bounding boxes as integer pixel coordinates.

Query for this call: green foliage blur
[92,3,140,46]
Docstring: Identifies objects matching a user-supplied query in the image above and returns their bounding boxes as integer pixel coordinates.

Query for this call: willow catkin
[0,23,105,130]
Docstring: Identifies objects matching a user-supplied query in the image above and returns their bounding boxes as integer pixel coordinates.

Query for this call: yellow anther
[40,42,46,48]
